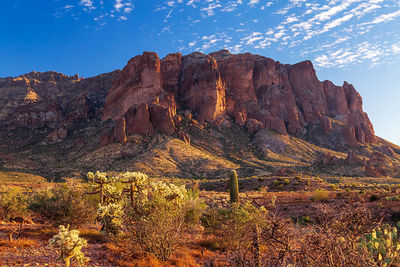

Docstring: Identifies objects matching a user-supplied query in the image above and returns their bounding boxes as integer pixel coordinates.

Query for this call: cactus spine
[229,170,239,203]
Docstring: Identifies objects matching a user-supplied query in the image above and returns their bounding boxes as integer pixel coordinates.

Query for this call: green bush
[29,186,97,228]
[0,189,29,221]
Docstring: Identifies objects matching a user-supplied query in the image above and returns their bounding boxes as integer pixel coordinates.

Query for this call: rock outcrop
[101,50,376,147]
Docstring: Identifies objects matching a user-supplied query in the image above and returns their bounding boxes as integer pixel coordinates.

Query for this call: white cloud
[201,3,222,17]
[124,7,133,13]
[79,0,94,9]
[363,10,400,25]
[393,44,400,54]
[248,0,259,6]
[115,0,124,11]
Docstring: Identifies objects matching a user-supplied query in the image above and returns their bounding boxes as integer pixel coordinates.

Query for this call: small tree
[229,170,239,203]
[49,225,88,267]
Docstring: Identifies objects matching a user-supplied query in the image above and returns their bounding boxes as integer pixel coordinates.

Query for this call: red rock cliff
[101,50,376,147]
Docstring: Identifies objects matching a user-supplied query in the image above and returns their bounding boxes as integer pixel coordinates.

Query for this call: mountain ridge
[0,50,398,179]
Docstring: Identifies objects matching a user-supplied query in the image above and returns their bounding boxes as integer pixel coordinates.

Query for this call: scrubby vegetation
[2,171,400,266]
[29,185,97,228]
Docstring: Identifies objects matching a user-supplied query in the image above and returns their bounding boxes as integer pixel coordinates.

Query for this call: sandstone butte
[100,50,376,147]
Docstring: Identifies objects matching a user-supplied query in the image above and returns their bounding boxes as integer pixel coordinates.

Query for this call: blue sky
[1,0,400,145]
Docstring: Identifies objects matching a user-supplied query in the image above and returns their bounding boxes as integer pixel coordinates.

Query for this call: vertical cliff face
[99,50,375,148]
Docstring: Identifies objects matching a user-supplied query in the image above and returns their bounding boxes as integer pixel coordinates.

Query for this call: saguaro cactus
[229,170,239,203]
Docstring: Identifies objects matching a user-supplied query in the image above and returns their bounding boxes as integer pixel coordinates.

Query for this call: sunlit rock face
[101,50,375,147]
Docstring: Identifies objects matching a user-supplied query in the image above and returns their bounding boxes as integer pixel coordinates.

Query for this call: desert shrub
[300,203,380,266]
[273,180,281,187]
[369,194,380,202]
[201,202,267,266]
[292,215,313,225]
[359,222,400,266]
[310,189,330,202]
[49,225,88,267]
[0,188,29,221]
[124,179,188,261]
[29,186,97,228]
[183,197,207,226]
[386,195,400,201]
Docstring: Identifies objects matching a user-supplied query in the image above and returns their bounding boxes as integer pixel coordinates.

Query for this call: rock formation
[101,50,376,147]
[1,50,395,179]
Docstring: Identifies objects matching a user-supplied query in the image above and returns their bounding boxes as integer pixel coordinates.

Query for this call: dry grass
[0,238,40,248]
[310,189,331,202]
[79,228,106,243]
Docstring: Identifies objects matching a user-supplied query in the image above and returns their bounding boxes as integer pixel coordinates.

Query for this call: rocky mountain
[0,50,399,179]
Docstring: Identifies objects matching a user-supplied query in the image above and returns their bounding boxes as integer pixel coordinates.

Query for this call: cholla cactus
[103,184,122,204]
[359,222,400,266]
[150,181,187,202]
[87,171,118,204]
[97,203,123,235]
[49,225,88,267]
[120,171,149,207]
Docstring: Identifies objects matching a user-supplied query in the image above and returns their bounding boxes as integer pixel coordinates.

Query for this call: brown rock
[233,107,247,126]
[149,93,176,135]
[125,103,153,136]
[346,151,365,165]
[343,82,362,113]
[46,126,68,143]
[288,60,328,123]
[365,163,387,177]
[342,126,358,147]
[255,110,288,135]
[161,53,182,96]
[180,52,226,122]
[211,51,258,112]
[178,130,191,145]
[323,80,350,116]
[102,52,164,121]
[271,168,297,177]
[314,152,339,165]
[257,83,303,135]
[113,118,127,143]
[246,119,263,134]
[99,133,111,147]
[320,116,333,134]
